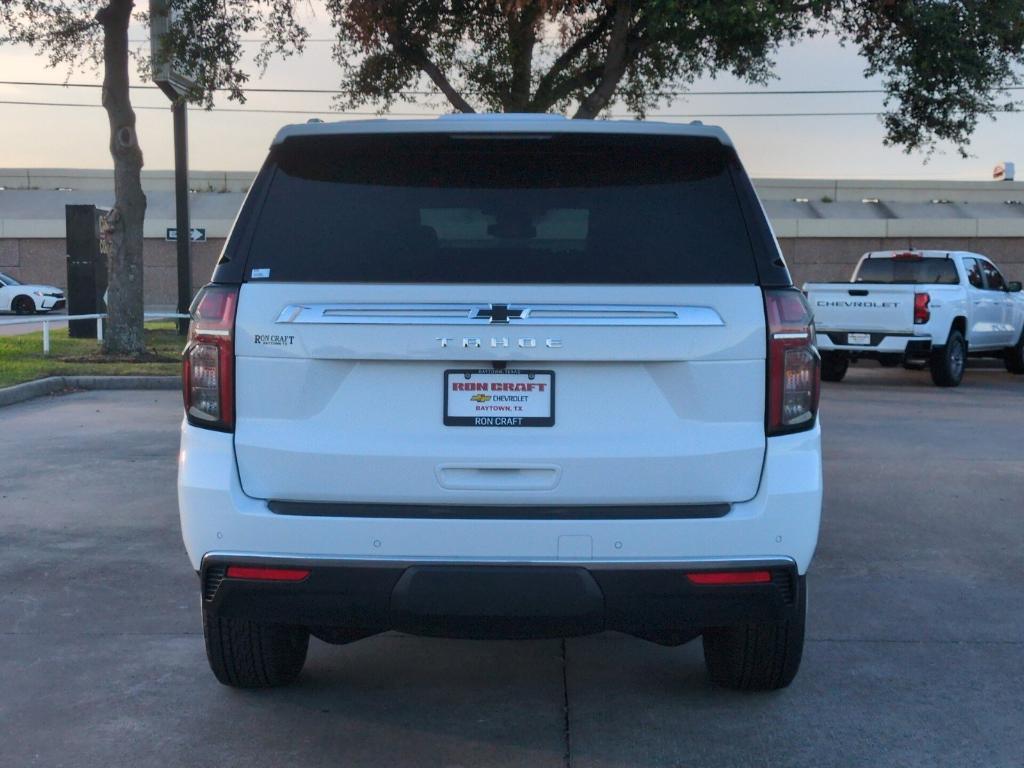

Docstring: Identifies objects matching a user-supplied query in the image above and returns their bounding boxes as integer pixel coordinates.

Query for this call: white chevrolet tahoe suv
[178,115,822,691]
[805,251,1024,386]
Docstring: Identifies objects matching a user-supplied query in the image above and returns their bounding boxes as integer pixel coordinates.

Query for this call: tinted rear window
[854,257,960,285]
[242,134,759,284]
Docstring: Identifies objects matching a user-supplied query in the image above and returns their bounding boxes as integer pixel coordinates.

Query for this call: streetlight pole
[151,0,193,336]
[172,98,191,335]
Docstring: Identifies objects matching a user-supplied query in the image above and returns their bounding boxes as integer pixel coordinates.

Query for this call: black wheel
[929,329,966,387]
[12,295,35,315]
[203,608,309,688]
[702,576,806,691]
[820,352,848,382]
[1004,331,1024,374]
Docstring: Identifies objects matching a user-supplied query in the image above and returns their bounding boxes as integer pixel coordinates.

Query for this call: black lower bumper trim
[201,558,800,645]
[267,501,731,520]
[824,331,914,347]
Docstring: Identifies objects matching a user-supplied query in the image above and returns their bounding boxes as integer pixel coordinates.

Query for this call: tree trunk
[98,0,146,356]
[505,7,539,112]
[573,1,636,119]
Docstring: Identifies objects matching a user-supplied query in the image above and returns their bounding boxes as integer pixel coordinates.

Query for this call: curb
[0,375,180,408]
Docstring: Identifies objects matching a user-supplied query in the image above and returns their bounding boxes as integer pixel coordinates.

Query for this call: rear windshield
[241,134,759,284]
[854,257,960,285]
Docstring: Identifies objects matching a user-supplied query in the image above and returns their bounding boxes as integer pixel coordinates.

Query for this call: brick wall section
[2,236,1022,304]
[1,238,223,306]
[782,237,1024,285]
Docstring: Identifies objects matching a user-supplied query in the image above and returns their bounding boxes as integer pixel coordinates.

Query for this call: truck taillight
[183,285,238,432]
[765,288,820,436]
[914,292,930,325]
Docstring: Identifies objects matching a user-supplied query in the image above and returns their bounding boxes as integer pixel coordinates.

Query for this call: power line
[7,78,1022,97]
[0,98,421,116]
[0,79,435,96]
[128,38,337,44]
[6,97,1022,119]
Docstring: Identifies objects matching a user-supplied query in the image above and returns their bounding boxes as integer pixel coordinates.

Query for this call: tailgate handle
[847,289,869,296]
[436,464,561,491]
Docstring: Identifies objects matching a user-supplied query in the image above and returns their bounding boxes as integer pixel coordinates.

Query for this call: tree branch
[534,64,604,111]
[387,30,475,113]
[532,11,614,109]
[574,2,647,119]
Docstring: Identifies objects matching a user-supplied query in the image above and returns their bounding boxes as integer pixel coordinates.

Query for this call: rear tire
[203,608,309,688]
[929,329,966,387]
[1004,332,1024,374]
[702,576,806,691]
[12,295,35,315]
[820,352,848,382]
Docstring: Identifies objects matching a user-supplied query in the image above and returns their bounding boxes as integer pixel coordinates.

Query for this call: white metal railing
[0,312,189,354]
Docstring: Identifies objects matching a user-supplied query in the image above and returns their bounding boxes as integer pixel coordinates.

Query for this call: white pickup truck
[805,250,1024,386]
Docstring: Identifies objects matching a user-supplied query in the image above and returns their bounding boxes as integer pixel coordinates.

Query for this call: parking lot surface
[2,365,1022,767]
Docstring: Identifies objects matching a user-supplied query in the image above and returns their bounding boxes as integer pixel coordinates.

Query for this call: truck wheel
[929,329,966,387]
[1004,332,1024,374]
[702,576,806,691]
[820,352,848,382]
[203,608,309,688]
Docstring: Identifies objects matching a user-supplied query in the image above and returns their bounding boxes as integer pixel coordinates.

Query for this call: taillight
[914,292,930,324]
[765,288,820,436]
[183,284,238,432]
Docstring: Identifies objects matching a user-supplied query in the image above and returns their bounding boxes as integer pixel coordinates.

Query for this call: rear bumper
[179,420,821,575]
[200,555,801,643]
[816,331,932,356]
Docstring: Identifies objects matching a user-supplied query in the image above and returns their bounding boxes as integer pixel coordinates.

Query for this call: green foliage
[0,1,308,108]
[2,2,1022,154]
[152,0,310,108]
[327,0,1024,153]
[832,1,1024,156]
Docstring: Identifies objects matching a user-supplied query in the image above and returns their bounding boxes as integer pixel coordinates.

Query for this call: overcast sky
[0,9,1020,180]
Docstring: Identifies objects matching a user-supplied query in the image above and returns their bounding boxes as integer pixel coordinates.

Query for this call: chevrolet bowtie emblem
[472,304,524,324]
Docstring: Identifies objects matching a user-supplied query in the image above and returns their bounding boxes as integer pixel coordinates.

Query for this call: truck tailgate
[804,284,914,333]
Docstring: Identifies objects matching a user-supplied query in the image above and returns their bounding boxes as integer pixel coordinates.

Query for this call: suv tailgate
[233,283,767,506]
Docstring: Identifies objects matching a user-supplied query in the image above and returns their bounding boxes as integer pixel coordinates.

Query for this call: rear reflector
[225,566,311,582]
[687,570,772,585]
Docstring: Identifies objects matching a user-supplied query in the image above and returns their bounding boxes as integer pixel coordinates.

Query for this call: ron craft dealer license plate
[444,369,555,427]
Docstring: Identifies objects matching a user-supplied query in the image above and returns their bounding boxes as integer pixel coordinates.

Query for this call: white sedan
[0,271,65,314]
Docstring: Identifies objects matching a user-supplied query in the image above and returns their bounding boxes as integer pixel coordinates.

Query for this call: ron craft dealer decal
[254,334,295,346]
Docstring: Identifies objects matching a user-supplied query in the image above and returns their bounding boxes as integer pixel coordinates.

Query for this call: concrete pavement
[1,367,1022,767]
